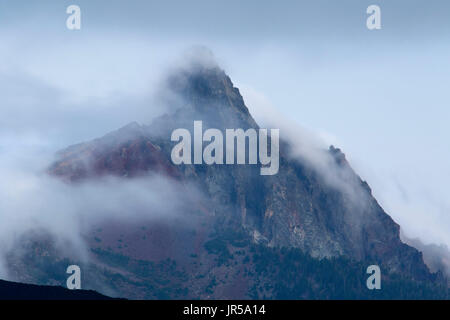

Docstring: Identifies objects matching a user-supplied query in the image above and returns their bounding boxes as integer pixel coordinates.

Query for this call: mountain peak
[329,145,348,167]
[48,55,438,293]
[182,45,220,71]
[164,55,257,129]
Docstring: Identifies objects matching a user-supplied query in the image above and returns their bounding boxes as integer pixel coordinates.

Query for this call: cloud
[0,40,206,278]
[0,138,201,278]
[241,85,368,199]
[242,83,450,255]
[373,173,450,248]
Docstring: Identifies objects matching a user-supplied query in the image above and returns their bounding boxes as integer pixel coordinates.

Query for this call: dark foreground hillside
[0,279,112,300]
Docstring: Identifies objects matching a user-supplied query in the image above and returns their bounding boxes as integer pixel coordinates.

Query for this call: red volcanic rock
[49,122,180,181]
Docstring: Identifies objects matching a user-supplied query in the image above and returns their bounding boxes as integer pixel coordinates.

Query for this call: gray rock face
[51,62,432,282]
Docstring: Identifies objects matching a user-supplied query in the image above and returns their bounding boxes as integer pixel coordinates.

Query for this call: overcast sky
[0,0,449,247]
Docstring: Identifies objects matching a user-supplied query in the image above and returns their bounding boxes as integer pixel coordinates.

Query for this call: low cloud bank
[242,85,450,258]
[0,140,199,278]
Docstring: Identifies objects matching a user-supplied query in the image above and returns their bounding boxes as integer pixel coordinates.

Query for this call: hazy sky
[0,0,449,247]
